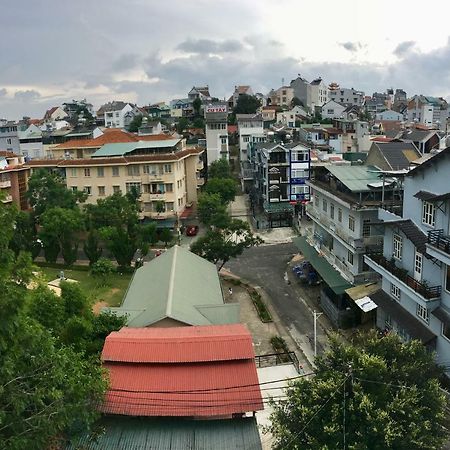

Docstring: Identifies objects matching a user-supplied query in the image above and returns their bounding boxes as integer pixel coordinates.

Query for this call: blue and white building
[365,147,450,365]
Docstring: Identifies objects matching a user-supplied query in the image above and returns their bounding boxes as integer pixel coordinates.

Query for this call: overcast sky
[2,0,450,120]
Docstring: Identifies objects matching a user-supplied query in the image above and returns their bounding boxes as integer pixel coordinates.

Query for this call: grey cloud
[0,88,6,97]
[111,53,141,71]
[177,38,243,54]
[14,90,41,102]
[393,41,416,57]
[339,41,363,52]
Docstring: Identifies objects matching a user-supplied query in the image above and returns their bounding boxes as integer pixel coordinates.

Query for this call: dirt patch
[92,301,108,315]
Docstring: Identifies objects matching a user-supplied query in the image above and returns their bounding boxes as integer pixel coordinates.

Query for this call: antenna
[282,77,285,86]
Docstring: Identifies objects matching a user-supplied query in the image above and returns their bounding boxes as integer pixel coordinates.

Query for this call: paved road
[224,243,329,362]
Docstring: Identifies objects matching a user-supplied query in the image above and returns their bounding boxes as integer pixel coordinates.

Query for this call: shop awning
[370,290,436,344]
[292,236,352,295]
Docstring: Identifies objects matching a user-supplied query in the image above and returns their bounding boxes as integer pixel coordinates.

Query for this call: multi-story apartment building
[0,151,29,210]
[0,120,20,154]
[407,95,448,130]
[328,84,364,107]
[204,103,229,165]
[96,102,140,129]
[364,147,450,365]
[309,78,329,110]
[27,139,205,222]
[18,124,43,159]
[268,86,294,107]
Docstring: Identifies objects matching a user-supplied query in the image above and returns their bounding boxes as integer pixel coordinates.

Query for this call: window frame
[422,201,436,227]
[416,304,429,323]
[390,283,401,301]
[348,215,355,232]
[393,234,403,260]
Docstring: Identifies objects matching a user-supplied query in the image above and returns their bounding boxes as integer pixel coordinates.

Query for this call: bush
[249,290,272,323]
[90,257,115,286]
[270,335,289,353]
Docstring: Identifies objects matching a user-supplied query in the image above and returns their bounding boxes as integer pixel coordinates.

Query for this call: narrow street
[224,243,331,363]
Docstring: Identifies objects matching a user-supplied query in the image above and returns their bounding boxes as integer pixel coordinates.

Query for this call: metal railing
[428,229,450,256]
[366,253,441,300]
[255,352,301,373]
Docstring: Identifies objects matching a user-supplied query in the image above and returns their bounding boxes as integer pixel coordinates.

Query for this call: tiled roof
[372,141,421,170]
[54,129,172,149]
[102,324,254,363]
[407,147,450,177]
[100,323,262,417]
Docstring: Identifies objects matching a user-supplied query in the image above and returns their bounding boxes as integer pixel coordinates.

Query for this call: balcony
[197,177,205,186]
[1,194,12,203]
[142,173,165,182]
[0,180,11,188]
[365,253,441,301]
[141,192,167,201]
[428,230,450,256]
[196,160,204,171]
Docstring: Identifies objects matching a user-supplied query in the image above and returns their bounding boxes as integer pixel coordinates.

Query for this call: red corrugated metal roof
[102,324,255,363]
[101,360,263,417]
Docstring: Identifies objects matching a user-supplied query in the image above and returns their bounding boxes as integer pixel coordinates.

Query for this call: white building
[204,103,229,165]
[99,102,140,129]
[237,114,264,163]
[407,95,448,130]
[276,106,309,128]
[328,85,364,107]
[375,110,404,121]
[18,124,43,159]
[309,78,329,110]
[321,100,346,119]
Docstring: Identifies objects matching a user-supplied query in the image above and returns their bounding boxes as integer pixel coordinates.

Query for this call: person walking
[228,287,233,297]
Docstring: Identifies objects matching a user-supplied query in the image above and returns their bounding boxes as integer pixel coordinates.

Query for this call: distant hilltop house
[227,85,254,109]
[96,101,142,129]
[188,86,212,102]
[43,106,68,123]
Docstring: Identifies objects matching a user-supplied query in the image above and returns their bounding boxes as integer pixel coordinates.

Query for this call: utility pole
[313,310,323,357]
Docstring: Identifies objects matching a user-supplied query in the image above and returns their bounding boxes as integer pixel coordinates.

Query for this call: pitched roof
[325,165,384,192]
[371,141,421,170]
[102,324,254,363]
[375,219,428,253]
[407,147,450,177]
[100,324,262,417]
[65,417,262,450]
[107,246,239,327]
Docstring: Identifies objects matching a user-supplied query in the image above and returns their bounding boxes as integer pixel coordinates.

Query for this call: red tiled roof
[103,324,254,363]
[54,130,172,149]
[102,360,263,417]
[100,324,263,417]
[227,125,238,133]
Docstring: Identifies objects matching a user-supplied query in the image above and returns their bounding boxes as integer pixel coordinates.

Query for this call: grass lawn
[38,266,133,307]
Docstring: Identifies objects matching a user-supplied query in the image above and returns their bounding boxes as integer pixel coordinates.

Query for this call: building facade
[364,147,450,366]
[328,85,364,107]
[0,121,20,154]
[204,103,229,165]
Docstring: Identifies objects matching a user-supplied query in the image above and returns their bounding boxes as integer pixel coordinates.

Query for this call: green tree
[197,193,229,228]
[159,228,173,246]
[40,231,60,263]
[208,159,232,179]
[155,200,165,215]
[192,117,205,129]
[233,94,261,114]
[193,97,202,117]
[100,226,137,268]
[176,117,190,134]
[269,331,447,450]
[27,285,65,333]
[205,178,237,204]
[9,210,40,258]
[90,257,115,286]
[190,219,262,269]
[83,230,103,265]
[127,114,143,132]
[27,169,87,218]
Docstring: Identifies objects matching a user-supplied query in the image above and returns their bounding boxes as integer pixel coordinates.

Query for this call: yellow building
[27,138,205,221]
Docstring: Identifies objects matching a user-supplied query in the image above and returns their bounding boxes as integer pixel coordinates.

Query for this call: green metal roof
[292,236,352,295]
[92,139,181,157]
[66,417,262,449]
[263,201,294,213]
[107,245,239,326]
[326,165,381,193]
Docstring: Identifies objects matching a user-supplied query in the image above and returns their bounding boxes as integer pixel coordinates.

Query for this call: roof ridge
[166,246,178,317]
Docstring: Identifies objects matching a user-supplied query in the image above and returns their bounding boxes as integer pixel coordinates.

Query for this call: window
[362,219,371,237]
[84,186,91,195]
[84,168,91,177]
[127,165,140,176]
[347,250,353,265]
[322,199,327,213]
[442,322,450,341]
[348,215,355,232]
[97,167,104,177]
[112,167,120,177]
[98,186,105,196]
[314,195,319,207]
[390,283,401,301]
[71,186,78,192]
[126,182,141,195]
[414,252,423,279]
[417,304,429,323]
[385,314,392,330]
[164,164,172,173]
[243,136,250,143]
[70,168,77,177]
[165,183,173,193]
[221,137,227,145]
[393,234,402,260]
[422,201,435,227]
[292,168,308,179]
[446,265,450,292]
[338,208,342,223]
[166,202,174,211]
[113,185,121,194]
[291,185,309,195]
[6,138,12,145]
[330,204,335,220]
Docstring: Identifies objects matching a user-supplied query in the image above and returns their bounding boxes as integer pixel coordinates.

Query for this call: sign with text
[205,105,227,113]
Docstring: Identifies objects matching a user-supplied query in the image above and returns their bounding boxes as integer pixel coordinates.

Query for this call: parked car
[185,225,199,236]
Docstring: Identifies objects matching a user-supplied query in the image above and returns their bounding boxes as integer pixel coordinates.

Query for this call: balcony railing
[366,253,441,300]
[428,230,450,256]
[0,180,11,188]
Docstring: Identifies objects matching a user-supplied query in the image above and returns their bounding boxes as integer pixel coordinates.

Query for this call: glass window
[338,208,342,223]
[71,186,78,192]
[330,204,335,220]
[166,202,174,211]
[322,199,327,213]
[113,185,121,194]
[446,265,450,292]
[393,234,402,260]
[84,168,90,177]
[422,201,436,227]
[348,215,355,232]
[416,304,429,323]
[70,168,77,177]
[127,165,140,176]
[98,186,105,196]
[84,186,91,195]
[165,183,173,193]
[390,283,401,301]
[112,167,120,177]
[126,182,141,194]
[97,167,104,177]
[347,250,354,265]
[362,219,371,237]
[164,164,172,173]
